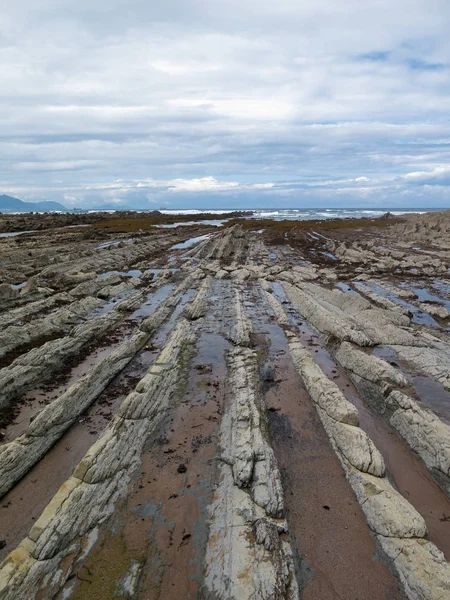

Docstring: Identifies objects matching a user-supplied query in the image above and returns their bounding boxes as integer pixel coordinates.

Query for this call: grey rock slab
[336,343,450,493]
[299,282,425,346]
[19,278,38,295]
[0,292,72,328]
[203,462,298,600]
[388,390,450,489]
[318,408,385,476]
[0,538,79,600]
[0,296,104,359]
[140,271,199,333]
[283,282,372,346]
[352,282,411,321]
[418,302,450,319]
[376,536,450,600]
[215,268,230,279]
[203,344,298,599]
[287,334,384,476]
[0,290,143,409]
[336,341,409,388]
[286,334,450,598]
[185,275,211,320]
[75,319,194,483]
[223,348,284,518]
[0,309,123,409]
[288,336,359,425]
[230,268,251,282]
[0,284,19,300]
[348,469,427,538]
[390,345,450,391]
[263,288,290,327]
[228,288,252,347]
[259,278,273,292]
[96,279,137,299]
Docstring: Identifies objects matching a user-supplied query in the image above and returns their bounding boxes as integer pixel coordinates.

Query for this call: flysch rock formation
[0,289,144,409]
[287,334,450,599]
[227,287,252,346]
[1,212,450,599]
[288,335,384,475]
[0,292,74,329]
[184,274,212,320]
[335,341,450,494]
[0,296,105,359]
[352,281,411,317]
[283,281,373,346]
[203,346,298,600]
[263,286,291,326]
[0,277,197,498]
[0,318,194,599]
[389,344,450,391]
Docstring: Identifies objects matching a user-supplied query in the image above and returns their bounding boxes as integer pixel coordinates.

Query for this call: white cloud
[0,0,449,207]
[167,177,240,192]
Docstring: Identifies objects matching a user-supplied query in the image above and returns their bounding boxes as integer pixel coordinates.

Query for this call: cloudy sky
[1,0,450,209]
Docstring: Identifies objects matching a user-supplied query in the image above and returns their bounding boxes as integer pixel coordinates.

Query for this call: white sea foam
[150,208,433,221]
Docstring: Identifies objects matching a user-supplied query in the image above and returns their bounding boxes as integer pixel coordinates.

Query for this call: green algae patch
[174,339,196,400]
[69,531,145,599]
[224,216,403,232]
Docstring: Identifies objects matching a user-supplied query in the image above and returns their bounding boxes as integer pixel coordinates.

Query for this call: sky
[1,0,450,210]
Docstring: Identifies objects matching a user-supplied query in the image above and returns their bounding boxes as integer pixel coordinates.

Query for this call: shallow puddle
[360,280,440,327]
[336,281,359,295]
[320,250,337,260]
[130,284,174,319]
[155,219,227,228]
[97,269,142,278]
[0,230,38,238]
[374,347,450,424]
[433,280,450,298]
[409,284,450,312]
[169,234,212,250]
[412,375,450,424]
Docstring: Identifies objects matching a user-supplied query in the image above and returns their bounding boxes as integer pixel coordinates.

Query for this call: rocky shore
[0,210,450,599]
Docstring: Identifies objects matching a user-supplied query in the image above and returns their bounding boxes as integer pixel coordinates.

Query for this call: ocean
[156,208,434,220]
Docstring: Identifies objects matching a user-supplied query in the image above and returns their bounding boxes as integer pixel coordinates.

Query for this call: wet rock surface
[1,212,450,599]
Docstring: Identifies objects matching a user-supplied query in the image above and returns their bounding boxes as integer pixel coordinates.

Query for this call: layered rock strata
[288,334,450,599]
[203,346,298,599]
[0,319,194,599]
[335,341,450,494]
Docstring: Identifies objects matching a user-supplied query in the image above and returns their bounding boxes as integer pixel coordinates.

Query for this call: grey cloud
[0,0,450,208]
